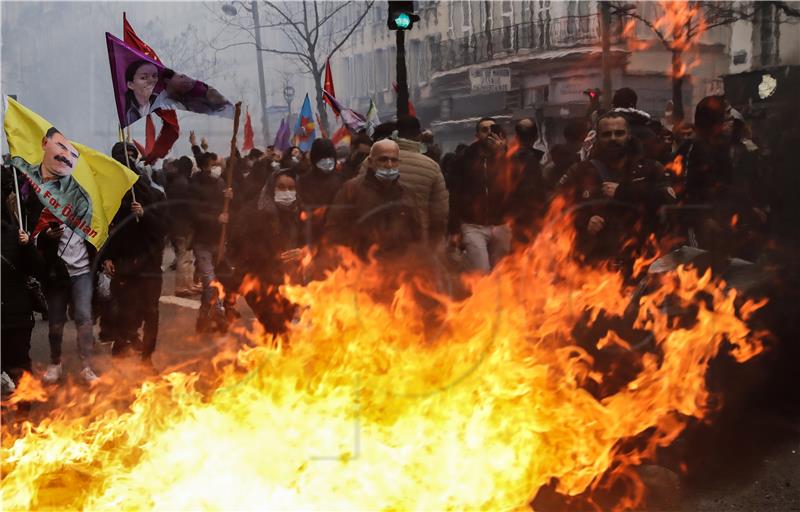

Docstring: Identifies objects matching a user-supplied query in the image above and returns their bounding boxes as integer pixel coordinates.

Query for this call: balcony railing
[431,15,623,73]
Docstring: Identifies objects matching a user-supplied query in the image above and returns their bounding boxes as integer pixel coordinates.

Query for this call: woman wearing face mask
[228,169,303,334]
[296,138,345,247]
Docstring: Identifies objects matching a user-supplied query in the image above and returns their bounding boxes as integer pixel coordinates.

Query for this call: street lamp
[283,84,295,124]
[222,1,271,145]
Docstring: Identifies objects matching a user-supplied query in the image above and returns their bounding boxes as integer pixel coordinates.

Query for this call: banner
[3,97,137,249]
[274,116,291,152]
[322,90,366,133]
[365,98,381,137]
[106,33,234,128]
[123,12,180,163]
[323,59,338,116]
[242,110,254,152]
[293,94,316,152]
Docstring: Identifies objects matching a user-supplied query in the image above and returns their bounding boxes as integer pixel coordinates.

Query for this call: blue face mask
[374,167,400,182]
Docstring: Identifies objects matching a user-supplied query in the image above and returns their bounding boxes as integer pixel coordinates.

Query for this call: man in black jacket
[558,112,674,270]
[189,151,234,333]
[1,170,45,390]
[447,118,514,273]
[103,142,168,364]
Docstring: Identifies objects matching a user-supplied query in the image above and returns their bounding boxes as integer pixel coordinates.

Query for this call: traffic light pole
[396,29,409,119]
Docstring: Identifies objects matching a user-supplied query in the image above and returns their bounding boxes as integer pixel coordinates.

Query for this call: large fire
[1,198,765,510]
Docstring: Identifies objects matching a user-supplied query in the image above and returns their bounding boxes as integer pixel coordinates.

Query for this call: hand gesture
[279,248,303,263]
[587,215,606,235]
[189,131,197,146]
[131,201,144,218]
[218,212,229,225]
[601,182,619,199]
[223,187,234,200]
[18,230,30,246]
[103,259,116,278]
[201,137,209,151]
[45,224,64,240]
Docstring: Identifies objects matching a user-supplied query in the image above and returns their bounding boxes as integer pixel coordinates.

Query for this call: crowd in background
[3,86,798,392]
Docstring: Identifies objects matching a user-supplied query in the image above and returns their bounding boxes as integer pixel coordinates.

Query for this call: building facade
[329,1,797,150]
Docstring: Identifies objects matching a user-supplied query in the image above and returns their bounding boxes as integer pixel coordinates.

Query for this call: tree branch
[323,0,374,71]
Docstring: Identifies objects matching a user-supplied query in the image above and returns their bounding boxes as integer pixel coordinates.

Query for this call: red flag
[323,59,338,117]
[242,110,254,152]
[392,82,417,117]
[145,114,156,155]
[124,12,180,163]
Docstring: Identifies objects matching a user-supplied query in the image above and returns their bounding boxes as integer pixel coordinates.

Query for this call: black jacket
[559,155,673,262]
[189,171,227,248]
[447,140,517,232]
[104,175,168,275]
[1,214,45,328]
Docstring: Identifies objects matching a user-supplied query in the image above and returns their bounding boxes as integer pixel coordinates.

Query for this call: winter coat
[1,213,45,329]
[559,155,673,262]
[395,138,449,243]
[103,175,168,275]
[447,140,516,232]
[326,171,422,259]
[189,170,227,248]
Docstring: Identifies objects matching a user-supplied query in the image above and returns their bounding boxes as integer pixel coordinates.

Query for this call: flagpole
[121,124,140,224]
[217,102,243,265]
[11,167,25,231]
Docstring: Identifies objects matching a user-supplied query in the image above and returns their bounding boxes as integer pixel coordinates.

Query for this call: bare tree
[208,1,374,132]
[610,1,799,122]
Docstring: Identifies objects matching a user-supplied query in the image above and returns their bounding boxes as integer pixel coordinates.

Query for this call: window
[502,0,513,26]
[461,0,472,34]
[757,3,780,66]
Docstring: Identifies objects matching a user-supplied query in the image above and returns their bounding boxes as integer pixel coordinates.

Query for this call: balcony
[431,15,624,73]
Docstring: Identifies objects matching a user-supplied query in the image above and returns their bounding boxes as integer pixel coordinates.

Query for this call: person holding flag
[4,98,137,384]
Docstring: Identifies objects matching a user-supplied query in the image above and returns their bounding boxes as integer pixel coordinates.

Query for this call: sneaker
[43,363,62,384]
[80,367,99,384]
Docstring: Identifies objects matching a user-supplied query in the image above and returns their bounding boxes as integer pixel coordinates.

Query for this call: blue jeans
[193,245,217,310]
[47,272,94,367]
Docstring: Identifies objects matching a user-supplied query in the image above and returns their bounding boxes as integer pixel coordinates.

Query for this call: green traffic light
[394,12,411,29]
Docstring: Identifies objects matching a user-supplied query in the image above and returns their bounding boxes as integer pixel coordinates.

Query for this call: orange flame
[1,199,766,510]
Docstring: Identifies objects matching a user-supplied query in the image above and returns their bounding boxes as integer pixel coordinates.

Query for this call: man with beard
[558,112,674,271]
[447,118,515,273]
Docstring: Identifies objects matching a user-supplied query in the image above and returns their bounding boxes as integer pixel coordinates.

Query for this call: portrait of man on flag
[10,126,93,238]
[4,97,137,248]
[107,33,235,128]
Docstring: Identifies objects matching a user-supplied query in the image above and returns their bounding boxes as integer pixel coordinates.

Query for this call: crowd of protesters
[2,87,797,392]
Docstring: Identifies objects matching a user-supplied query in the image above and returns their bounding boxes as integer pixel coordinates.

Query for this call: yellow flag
[3,96,137,249]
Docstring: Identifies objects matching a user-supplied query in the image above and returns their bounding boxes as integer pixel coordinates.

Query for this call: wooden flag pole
[217,102,243,265]
[122,124,137,204]
[11,167,25,231]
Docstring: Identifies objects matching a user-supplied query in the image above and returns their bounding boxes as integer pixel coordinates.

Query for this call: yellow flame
[1,198,765,510]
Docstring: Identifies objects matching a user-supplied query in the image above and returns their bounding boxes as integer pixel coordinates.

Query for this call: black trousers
[111,271,163,357]
[1,319,34,381]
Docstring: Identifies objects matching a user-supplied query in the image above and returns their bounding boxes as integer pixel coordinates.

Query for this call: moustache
[54,155,74,168]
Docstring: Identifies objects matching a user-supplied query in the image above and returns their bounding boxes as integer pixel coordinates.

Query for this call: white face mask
[374,167,400,182]
[210,165,223,178]
[271,161,281,170]
[316,157,336,173]
[291,156,300,164]
[274,190,297,206]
